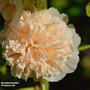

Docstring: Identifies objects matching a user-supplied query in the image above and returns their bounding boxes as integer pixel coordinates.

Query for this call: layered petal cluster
[0,8,81,82]
[0,0,22,25]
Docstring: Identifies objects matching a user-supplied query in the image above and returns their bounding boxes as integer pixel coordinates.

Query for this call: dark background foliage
[0,0,90,90]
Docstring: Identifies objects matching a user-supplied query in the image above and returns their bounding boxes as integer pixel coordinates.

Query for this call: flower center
[33,40,39,45]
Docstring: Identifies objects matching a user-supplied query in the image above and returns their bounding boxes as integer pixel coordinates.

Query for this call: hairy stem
[78,45,90,51]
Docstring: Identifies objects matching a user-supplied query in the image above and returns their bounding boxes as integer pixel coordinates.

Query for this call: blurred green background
[0,0,90,90]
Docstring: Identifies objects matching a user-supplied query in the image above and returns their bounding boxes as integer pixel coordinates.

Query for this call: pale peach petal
[13,20,29,34]
[59,13,69,24]
[22,10,31,20]
[9,9,22,26]
[9,0,14,4]
[0,29,7,44]
[2,4,14,20]
[31,36,45,48]
[0,0,22,25]
[32,49,41,62]
[60,52,79,73]
[12,0,22,10]
[0,0,9,11]
[47,7,60,17]
[44,72,66,82]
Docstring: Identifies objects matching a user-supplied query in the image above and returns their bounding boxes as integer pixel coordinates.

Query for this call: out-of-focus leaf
[86,2,90,17]
[0,26,4,31]
[75,0,85,4]
[30,0,35,3]
[0,65,7,75]
[0,88,3,90]
[81,56,90,71]
[16,87,35,90]
[81,55,90,77]
[67,6,83,17]
[84,70,90,77]
[50,0,69,12]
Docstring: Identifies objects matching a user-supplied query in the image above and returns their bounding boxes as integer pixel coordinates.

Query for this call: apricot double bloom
[0,8,81,82]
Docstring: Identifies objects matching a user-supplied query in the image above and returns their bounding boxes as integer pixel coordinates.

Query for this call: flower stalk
[40,80,49,90]
[78,45,90,51]
[41,83,45,90]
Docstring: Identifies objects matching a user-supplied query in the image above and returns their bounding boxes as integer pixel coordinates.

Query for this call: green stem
[41,83,45,90]
[36,0,47,11]
[78,45,90,51]
[40,79,49,90]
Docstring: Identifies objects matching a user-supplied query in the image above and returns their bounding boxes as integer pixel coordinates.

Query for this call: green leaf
[86,2,90,17]
[22,0,36,12]
[67,6,83,17]
[0,88,3,90]
[0,65,7,75]
[16,87,35,90]
[36,0,47,11]
[0,26,4,31]
[23,0,35,5]
[30,0,35,3]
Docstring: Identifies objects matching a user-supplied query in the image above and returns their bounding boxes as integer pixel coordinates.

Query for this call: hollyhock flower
[0,0,22,25]
[0,8,81,82]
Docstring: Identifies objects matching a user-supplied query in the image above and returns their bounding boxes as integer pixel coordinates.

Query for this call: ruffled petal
[44,71,66,82]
